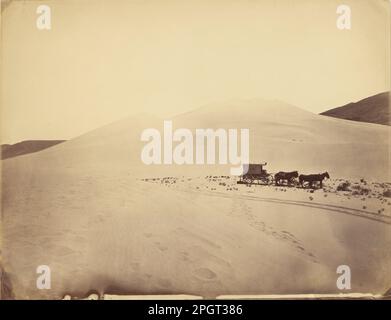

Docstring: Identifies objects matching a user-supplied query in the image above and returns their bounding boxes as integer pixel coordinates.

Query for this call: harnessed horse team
[274,170,330,188]
[239,163,330,189]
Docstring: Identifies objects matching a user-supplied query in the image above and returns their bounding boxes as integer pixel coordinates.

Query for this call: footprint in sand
[155,242,168,252]
[179,251,190,261]
[193,267,217,280]
[281,230,295,238]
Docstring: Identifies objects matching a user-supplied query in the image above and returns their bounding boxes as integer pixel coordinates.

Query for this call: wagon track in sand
[177,188,391,225]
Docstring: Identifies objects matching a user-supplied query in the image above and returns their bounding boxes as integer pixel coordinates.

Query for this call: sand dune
[173,99,390,179]
[8,99,388,178]
[1,99,390,299]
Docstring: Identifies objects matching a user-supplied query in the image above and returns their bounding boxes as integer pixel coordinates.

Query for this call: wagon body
[238,163,273,185]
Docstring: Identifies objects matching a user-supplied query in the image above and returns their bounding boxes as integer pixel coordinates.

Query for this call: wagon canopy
[242,163,267,176]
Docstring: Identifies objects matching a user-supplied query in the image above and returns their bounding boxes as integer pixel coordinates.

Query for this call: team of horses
[274,171,330,188]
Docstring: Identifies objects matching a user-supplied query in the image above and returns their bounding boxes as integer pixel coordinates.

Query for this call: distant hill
[320,92,390,126]
[1,140,66,160]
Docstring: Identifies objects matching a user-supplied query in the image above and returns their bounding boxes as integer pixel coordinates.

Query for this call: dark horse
[274,171,299,186]
[299,172,330,188]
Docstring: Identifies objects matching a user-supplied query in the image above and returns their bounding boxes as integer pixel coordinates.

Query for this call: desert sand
[1,99,390,299]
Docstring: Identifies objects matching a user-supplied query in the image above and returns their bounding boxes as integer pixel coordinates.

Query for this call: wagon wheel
[257,174,268,185]
[243,176,253,184]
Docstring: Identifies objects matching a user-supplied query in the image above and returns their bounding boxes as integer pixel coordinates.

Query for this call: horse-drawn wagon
[237,162,330,189]
[237,162,273,185]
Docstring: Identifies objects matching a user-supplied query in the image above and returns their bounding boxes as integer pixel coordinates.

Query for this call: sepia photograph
[0,0,390,304]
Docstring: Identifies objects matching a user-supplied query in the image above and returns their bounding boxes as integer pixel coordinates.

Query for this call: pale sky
[1,0,390,143]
